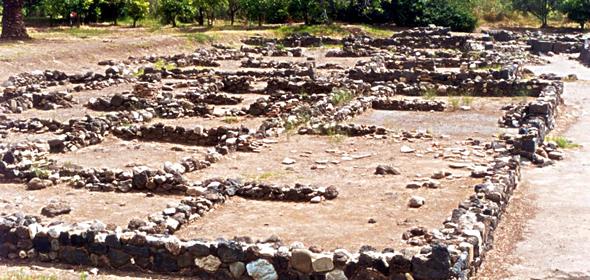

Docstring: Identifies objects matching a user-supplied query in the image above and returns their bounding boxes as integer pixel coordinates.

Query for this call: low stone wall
[372,97,446,112]
[0,90,76,113]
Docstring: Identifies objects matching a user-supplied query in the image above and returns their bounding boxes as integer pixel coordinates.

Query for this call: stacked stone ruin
[0,26,572,279]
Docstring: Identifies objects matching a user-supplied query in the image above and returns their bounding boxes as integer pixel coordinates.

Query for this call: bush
[389,0,478,32]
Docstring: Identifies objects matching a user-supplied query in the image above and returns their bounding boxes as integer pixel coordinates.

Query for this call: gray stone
[27,178,53,190]
[290,249,313,274]
[411,245,451,279]
[375,164,401,175]
[409,196,425,208]
[195,255,222,272]
[247,259,278,280]
[312,255,334,272]
[230,261,246,278]
[107,249,131,268]
[41,203,72,217]
[406,182,422,189]
[326,269,347,280]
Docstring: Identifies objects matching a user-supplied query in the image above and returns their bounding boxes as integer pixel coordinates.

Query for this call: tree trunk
[1,0,30,40]
[172,17,177,27]
[582,22,585,30]
[230,11,235,25]
[133,19,137,28]
[198,8,204,26]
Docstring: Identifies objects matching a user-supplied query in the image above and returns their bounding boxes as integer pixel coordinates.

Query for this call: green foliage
[449,97,460,110]
[223,116,240,124]
[421,88,437,100]
[157,0,193,27]
[242,0,267,26]
[391,0,478,32]
[512,0,563,27]
[0,269,58,280]
[185,33,215,44]
[124,0,149,27]
[29,166,50,179]
[560,0,590,29]
[546,135,579,148]
[274,24,349,37]
[288,0,328,25]
[330,88,356,105]
[461,94,473,106]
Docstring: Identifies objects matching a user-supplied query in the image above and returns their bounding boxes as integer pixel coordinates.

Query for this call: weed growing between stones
[546,135,580,149]
[330,88,356,105]
[450,97,461,111]
[421,88,438,100]
[461,94,473,106]
[224,116,240,124]
[0,269,58,280]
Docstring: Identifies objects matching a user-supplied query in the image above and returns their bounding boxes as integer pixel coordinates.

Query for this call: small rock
[409,196,425,208]
[282,158,296,165]
[375,164,401,175]
[406,182,422,189]
[401,146,414,153]
[41,202,72,217]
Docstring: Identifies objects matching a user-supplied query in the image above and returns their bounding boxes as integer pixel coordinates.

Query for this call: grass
[0,269,59,280]
[474,64,502,71]
[322,43,343,49]
[153,58,177,70]
[183,33,216,44]
[45,27,112,37]
[330,88,356,105]
[29,166,50,179]
[421,88,438,100]
[545,135,580,149]
[223,116,240,124]
[449,97,460,111]
[62,161,72,166]
[133,68,145,77]
[277,44,286,51]
[517,88,531,104]
[274,24,350,38]
[461,95,473,106]
[360,24,394,37]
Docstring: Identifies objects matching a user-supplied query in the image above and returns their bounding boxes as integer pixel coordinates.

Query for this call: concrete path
[480,56,590,280]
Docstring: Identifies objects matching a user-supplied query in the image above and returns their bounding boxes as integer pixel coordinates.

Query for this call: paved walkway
[501,57,590,279]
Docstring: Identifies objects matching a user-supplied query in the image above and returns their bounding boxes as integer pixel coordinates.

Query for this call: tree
[243,0,266,26]
[158,0,192,27]
[41,0,67,26]
[513,0,563,27]
[1,0,31,39]
[104,0,125,25]
[193,0,227,26]
[561,0,590,29]
[227,0,240,25]
[125,0,149,27]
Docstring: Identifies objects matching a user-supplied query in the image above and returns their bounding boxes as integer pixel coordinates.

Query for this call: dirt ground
[1,26,586,279]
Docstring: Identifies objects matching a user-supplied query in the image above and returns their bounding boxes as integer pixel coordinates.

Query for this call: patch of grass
[184,33,216,44]
[133,68,145,77]
[276,44,286,51]
[62,161,72,166]
[517,88,531,104]
[461,95,473,106]
[47,27,112,37]
[322,43,342,49]
[474,64,502,71]
[29,166,50,179]
[546,135,579,149]
[360,25,394,37]
[421,88,438,100]
[223,116,240,124]
[274,24,350,38]
[121,122,132,128]
[0,269,59,280]
[449,97,460,111]
[331,88,356,105]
